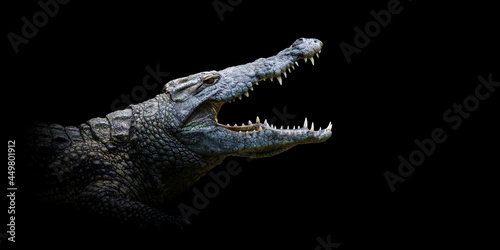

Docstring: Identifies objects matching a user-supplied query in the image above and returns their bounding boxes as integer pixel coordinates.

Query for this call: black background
[3,0,499,249]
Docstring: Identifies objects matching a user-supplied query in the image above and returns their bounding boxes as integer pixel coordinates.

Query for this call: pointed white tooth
[287,67,291,73]
[316,53,320,58]
[319,127,322,131]
[303,117,308,128]
[241,123,245,126]
[248,120,252,125]
[295,61,299,67]
[258,126,262,131]
[292,65,295,70]
[256,116,260,123]
[319,50,322,54]
[293,125,296,130]
[304,58,308,63]
[255,82,259,86]
[287,126,289,130]
[310,57,315,66]
[270,77,273,82]
[277,76,282,85]
[244,91,249,97]
[227,123,230,126]
[238,96,242,100]
[264,119,269,126]
[234,123,237,126]
[326,122,332,130]
[310,122,314,132]
[283,71,287,78]
[250,86,254,91]
[280,125,283,130]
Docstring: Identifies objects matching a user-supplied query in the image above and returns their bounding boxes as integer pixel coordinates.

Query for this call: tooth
[255,82,259,86]
[326,122,332,130]
[303,117,308,128]
[258,126,262,131]
[310,122,314,132]
[319,50,322,54]
[283,71,287,78]
[248,120,252,125]
[249,86,254,91]
[316,53,320,58]
[304,58,308,63]
[319,127,322,131]
[270,77,273,82]
[244,92,249,97]
[295,61,299,67]
[227,123,230,126]
[293,126,296,130]
[234,124,237,126]
[238,96,242,100]
[287,126,289,130]
[280,126,283,130]
[291,65,295,70]
[256,116,260,123]
[264,119,269,126]
[310,57,315,66]
[287,68,291,73]
[239,131,241,134]
[241,123,245,126]
[277,76,282,85]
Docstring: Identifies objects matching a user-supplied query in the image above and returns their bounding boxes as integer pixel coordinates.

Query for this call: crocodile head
[163,38,331,158]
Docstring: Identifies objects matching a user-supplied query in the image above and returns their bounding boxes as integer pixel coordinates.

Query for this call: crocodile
[25,38,332,230]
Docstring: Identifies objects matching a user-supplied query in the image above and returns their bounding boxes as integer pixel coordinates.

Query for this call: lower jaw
[218,123,263,133]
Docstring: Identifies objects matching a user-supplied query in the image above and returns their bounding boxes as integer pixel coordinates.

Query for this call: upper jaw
[211,38,323,104]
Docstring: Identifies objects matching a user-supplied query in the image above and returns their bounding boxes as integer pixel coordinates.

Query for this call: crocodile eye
[203,77,218,85]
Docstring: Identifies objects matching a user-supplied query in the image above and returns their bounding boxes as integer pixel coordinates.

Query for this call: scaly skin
[25,38,332,229]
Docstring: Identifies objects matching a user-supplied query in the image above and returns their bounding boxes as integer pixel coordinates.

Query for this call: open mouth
[207,49,332,137]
